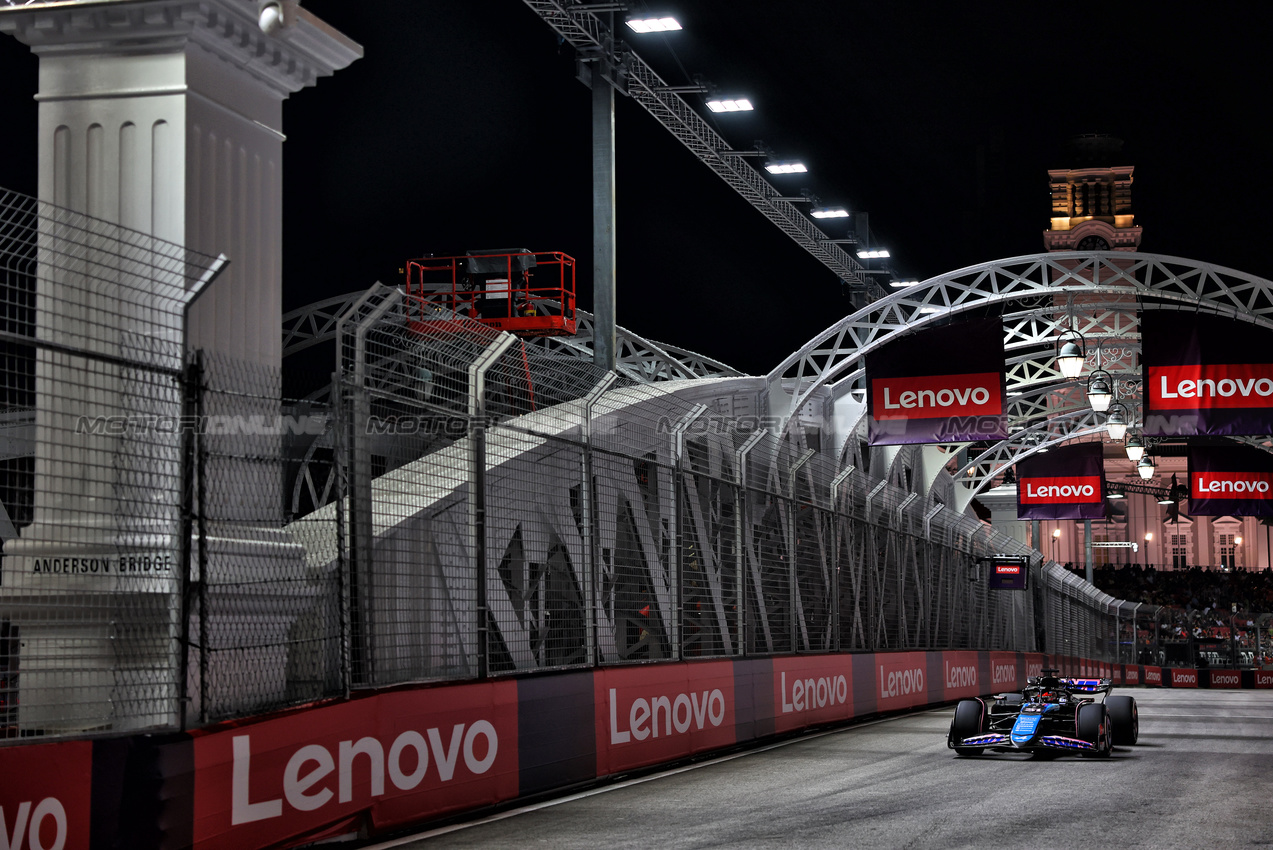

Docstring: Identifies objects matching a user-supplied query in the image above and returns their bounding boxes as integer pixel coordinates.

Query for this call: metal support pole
[670,404,709,660]
[735,430,768,656]
[830,466,856,652]
[787,448,816,652]
[580,372,617,666]
[1084,519,1094,585]
[469,333,518,680]
[347,289,402,687]
[591,57,617,372]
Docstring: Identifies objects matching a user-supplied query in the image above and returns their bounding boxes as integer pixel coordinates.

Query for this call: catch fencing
[0,185,1152,739]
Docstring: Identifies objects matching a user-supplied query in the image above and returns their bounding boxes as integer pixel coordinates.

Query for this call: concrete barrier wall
[2,652,1265,850]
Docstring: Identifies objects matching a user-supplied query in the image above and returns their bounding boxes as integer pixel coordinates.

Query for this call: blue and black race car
[947,668,1138,757]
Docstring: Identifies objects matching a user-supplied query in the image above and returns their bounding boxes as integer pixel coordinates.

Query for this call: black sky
[3,2,1273,377]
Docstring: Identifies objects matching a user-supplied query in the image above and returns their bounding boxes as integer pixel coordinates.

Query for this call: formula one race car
[947,669,1138,757]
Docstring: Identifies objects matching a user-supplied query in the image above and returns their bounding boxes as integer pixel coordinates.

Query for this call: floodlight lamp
[258,1,284,34]
[1108,488,1126,500]
[1137,455,1156,480]
[1053,528,1062,538]
[1086,369,1114,412]
[765,161,808,174]
[857,249,890,259]
[890,279,920,287]
[626,16,682,33]
[1125,433,1145,462]
[707,98,754,113]
[811,207,849,219]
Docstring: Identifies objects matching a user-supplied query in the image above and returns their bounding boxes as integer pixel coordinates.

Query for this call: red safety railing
[404,250,577,337]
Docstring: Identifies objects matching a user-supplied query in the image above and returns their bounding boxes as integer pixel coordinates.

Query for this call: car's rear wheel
[1077,703,1112,757]
[950,699,986,755]
[1106,695,1139,745]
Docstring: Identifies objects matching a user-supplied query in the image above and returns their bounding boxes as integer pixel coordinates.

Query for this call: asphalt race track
[368,689,1273,849]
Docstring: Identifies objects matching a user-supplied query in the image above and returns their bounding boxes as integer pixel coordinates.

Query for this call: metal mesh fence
[0,190,1194,738]
[0,188,220,737]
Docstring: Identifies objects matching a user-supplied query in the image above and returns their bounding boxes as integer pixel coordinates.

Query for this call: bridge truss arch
[766,251,1273,502]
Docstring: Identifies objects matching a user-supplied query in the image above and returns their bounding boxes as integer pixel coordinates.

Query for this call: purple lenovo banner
[866,317,1007,445]
[1016,441,1106,520]
[1142,311,1273,436]
[1188,444,1273,517]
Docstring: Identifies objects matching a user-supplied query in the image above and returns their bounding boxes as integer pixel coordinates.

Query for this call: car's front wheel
[1077,703,1112,757]
[949,698,986,756]
[1106,695,1138,745]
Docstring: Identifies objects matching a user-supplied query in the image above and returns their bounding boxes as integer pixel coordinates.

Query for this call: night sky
[2,2,1272,378]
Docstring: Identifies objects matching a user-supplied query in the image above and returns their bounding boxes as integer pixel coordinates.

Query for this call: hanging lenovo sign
[1142,311,1273,436]
[1188,445,1273,517]
[866,317,1007,445]
[1016,441,1106,520]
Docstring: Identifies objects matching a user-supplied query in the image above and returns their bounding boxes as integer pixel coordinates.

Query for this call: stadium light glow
[707,98,754,113]
[811,207,848,219]
[764,161,808,174]
[857,249,890,259]
[626,17,682,33]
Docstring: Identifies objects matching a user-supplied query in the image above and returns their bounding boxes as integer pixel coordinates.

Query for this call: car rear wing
[1060,677,1112,694]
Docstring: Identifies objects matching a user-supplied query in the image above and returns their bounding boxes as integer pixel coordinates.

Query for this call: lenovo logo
[1144,668,1162,684]
[780,672,848,714]
[873,372,1002,420]
[1125,668,1140,683]
[880,667,926,699]
[1019,476,1103,504]
[1193,472,1273,497]
[609,687,726,744]
[1211,672,1241,687]
[1255,670,1273,688]
[1026,662,1043,678]
[230,723,499,826]
[1150,364,1273,410]
[992,663,1016,686]
[0,798,67,850]
[945,662,977,690]
[1172,669,1198,686]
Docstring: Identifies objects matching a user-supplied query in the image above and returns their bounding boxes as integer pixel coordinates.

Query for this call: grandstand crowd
[1074,563,1273,616]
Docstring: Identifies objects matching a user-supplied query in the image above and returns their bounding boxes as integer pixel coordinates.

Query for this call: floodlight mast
[522,0,883,300]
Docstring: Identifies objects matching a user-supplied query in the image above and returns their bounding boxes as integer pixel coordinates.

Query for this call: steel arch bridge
[765,251,1273,503]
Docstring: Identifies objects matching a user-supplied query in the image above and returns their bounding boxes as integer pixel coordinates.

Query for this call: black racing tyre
[950,698,986,755]
[1077,703,1112,757]
[1106,695,1139,745]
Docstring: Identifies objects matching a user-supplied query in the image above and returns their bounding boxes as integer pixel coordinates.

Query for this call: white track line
[363,712,922,848]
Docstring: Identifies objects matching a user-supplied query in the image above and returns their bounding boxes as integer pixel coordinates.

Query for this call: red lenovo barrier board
[1123,665,1141,685]
[988,652,1019,692]
[1209,669,1242,688]
[939,651,981,701]
[1170,668,1199,688]
[772,655,855,733]
[191,682,519,850]
[0,740,92,850]
[875,652,930,712]
[1023,654,1045,681]
[1143,666,1163,686]
[595,661,735,776]
[1255,669,1273,689]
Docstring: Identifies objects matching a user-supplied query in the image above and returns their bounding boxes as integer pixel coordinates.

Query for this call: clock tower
[1043,134,1143,252]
